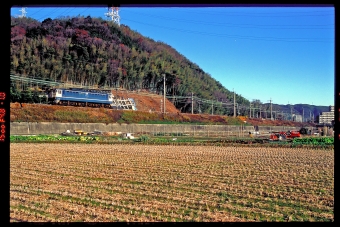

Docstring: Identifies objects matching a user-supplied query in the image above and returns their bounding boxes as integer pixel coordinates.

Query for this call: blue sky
[10,4,335,106]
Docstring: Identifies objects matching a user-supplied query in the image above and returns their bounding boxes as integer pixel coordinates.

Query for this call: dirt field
[10,143,334,222]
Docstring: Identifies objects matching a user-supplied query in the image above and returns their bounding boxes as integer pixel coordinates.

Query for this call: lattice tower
[105,7,120,26]
[18,7,27,18]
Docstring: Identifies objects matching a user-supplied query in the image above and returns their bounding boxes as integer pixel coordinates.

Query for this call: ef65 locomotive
[47,88,137,110]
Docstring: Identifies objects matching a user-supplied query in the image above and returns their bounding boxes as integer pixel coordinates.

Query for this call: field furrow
[10,143,334,222]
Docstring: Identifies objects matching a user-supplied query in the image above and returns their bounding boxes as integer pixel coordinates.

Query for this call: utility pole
[259,105,262,119]
[270,98,273,120]
[249,103,252,118]
[191,92,194,114]
[269,98,273,120]
[290,105,293,121]
[211,101,214,115]
[302,108,304,122]
[233,89,236,118]
[311,102,314,123]
[163,74,166,114]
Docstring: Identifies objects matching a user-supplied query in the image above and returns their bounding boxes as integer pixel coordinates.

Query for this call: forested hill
[10,15,249,115]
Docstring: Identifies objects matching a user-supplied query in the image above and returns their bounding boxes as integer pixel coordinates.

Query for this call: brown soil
[112,90,179,113]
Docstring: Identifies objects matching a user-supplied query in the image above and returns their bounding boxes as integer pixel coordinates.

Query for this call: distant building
[318,105,334,124]
[292,114,302,122]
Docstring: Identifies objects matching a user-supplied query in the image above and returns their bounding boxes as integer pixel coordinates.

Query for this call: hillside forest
[10,16,327,118]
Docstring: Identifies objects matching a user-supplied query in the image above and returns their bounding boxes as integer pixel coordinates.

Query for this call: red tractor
[270,130,301,141]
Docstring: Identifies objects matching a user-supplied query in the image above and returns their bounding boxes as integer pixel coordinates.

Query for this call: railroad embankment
[10,103,314,126]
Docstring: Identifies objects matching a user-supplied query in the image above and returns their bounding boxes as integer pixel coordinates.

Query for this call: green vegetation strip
[10,135,334,149]
[292,137,334,145]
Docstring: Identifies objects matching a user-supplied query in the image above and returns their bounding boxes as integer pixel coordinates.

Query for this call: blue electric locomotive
[48,88,121,109]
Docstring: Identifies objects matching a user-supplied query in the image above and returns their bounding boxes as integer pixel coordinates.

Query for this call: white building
[319,105,334,124]
[292,114,302,122]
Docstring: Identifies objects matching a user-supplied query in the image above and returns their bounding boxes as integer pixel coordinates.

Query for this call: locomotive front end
[47,88,62,104]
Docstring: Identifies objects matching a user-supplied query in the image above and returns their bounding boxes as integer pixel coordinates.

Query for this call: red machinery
[270,130,301,141]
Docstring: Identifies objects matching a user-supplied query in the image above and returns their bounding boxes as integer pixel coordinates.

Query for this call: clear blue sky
[10,4,335,106]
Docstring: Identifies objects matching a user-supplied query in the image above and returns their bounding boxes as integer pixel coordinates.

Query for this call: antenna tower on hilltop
[105,7,120,26]
[18,7,27,18]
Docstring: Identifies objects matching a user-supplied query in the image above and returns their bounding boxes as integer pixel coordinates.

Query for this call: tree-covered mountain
[10,15,329,118]
[10,15,250,115]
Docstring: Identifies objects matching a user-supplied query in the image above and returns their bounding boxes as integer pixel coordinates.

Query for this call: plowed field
[10,143,334,222]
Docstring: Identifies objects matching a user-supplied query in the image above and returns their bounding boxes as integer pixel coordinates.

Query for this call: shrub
[138,135,150,142]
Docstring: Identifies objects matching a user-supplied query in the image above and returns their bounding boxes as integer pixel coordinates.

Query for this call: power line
[123,18,333,43]
[167,7,334,17]
[12,7,96,22]
[29,7,81,21]
[21,7,335,29]
[123,9,334,29]
[11,7,333,43]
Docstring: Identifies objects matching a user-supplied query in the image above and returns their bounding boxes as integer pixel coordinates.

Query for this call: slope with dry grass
[9,90,314,127]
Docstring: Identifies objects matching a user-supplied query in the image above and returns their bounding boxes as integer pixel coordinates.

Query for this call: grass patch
[54,110,90,122]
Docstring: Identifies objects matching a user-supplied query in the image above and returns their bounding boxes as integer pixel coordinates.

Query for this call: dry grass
[10,102,314,127]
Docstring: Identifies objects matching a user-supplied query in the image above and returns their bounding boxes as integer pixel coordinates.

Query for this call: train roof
[65,88,112,94]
